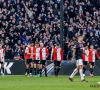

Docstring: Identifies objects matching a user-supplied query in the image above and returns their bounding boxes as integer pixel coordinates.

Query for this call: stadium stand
[0,0,100,60]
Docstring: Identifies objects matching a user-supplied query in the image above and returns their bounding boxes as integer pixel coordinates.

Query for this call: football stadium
[0,0,100,90]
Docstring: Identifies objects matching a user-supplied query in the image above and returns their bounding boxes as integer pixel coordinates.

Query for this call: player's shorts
[41,60,47,65]
[26,59,32,64]
[89,62,95,66]
[76,59,83,66]
[83,61,87,65]
[0,62,4,64]
[33,60,41,64]
[54,61,61,67]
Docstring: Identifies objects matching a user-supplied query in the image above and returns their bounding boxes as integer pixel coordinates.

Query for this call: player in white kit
[0,43,5,77]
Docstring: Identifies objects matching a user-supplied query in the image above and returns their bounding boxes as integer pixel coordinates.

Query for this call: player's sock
[26,68,27,72]
[57,68,60,75]
[34,68,37,75]
[92,68,94,74]
[54,67,57,75]
[79,69,84,80]
[83,67,86,74]
[2,68,4,74]
[39,69,42,77]
[37,69,40,77]
[37,69,40,74]
[44,68,47,76]
[90,68,93,74]
[26,68,29,75]
[70,68,78,78]
[30,68,33,74]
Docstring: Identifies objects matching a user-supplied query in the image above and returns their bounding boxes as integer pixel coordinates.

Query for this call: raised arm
[23,2,28,13]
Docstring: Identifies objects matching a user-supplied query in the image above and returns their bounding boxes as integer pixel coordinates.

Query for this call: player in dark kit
[69,36,88,82]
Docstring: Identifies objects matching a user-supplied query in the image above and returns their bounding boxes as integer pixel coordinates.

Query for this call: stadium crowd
[0,0,100,60]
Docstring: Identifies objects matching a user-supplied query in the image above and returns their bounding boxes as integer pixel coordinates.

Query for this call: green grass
[0,75,100,90]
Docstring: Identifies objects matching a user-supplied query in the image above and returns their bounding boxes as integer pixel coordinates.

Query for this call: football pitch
[0,75,100,90]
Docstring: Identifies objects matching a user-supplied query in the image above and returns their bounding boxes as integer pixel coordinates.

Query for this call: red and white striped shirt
[40,47,49,60]
[51,47,63,61]
[88,49,100,62]
[34,47,40,60]
[0,48,5,62]
[82,49,89,61]
[30,46,35,60]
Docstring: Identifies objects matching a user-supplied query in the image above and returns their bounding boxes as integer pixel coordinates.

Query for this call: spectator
[13,44,22,60]
[5,45,13,60]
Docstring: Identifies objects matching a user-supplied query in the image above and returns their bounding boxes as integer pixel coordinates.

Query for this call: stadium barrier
[0,60,100,75]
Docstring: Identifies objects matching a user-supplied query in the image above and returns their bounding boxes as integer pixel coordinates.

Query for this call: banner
[0,60,26,75]
[0,60,100,75]
[48,60,100,76]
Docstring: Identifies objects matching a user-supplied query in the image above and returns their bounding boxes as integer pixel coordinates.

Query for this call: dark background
[2,60,100,76]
